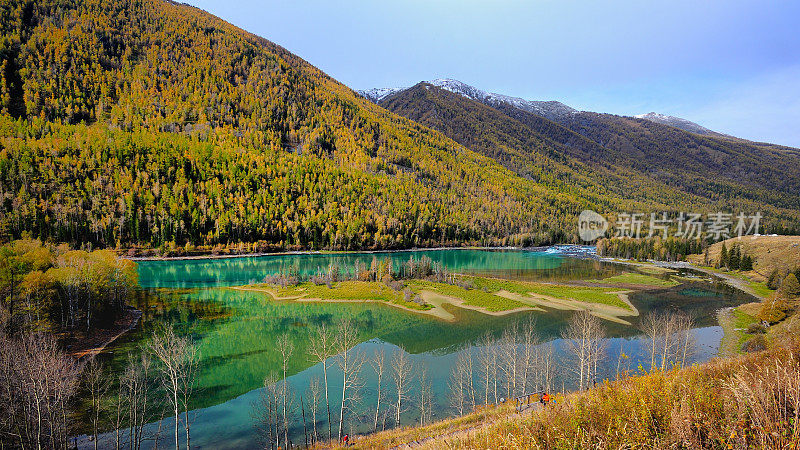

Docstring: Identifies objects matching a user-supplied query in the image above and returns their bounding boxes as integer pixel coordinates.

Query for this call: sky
[184,0,800,147]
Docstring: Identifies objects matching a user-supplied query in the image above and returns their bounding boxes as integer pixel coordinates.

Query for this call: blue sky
[185,0,800,147]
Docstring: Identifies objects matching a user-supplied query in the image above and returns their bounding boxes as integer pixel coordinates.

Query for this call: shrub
[742,335,767,352]
[778,273,800,298]
[745,322,767,334]
[384,278,404,291]
[758,297,790,324]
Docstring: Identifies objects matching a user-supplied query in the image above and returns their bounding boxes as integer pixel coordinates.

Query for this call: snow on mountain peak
[634,112,715,135]
[358,86,406,102]
[360,78,578,121]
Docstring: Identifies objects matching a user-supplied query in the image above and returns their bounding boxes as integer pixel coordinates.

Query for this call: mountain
[362,80,724,136]
[360,78,577,121]
[0,0,604,251]
[634,112,718,136]
[373,81,800,231]
[1,2,798,254]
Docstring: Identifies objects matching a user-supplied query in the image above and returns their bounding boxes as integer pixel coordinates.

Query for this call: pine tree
[740,253,753,271]
[778,274,800,298]
[767,269,781,290]
[718,243,728,269]
[729,244,740,271]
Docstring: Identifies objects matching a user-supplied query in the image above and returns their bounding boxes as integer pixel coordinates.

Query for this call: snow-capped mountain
[634,112,715,136]
[359,87,406,103]
[359,78,578,121]
[360,79,723,136]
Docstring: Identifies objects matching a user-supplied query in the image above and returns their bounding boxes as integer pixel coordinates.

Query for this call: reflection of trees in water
[138,249,604,288]
[84,269,751,448]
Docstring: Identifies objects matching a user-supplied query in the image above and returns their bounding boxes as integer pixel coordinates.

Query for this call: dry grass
[687,235,800,281]
[333,339,800,449]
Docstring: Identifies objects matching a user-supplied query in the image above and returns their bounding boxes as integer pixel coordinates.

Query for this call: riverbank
[66,307,143,359]
[598,257,768,300]
[343,338,800,449]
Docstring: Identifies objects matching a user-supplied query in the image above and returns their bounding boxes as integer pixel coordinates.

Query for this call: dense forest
[0,0,596,253]
[595,237,705,262]
[1,0,797,255]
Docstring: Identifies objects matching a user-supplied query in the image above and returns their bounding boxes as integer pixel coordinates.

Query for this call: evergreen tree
[729,244,740,271]
[718,243,728,269]
[767,269,782,290]
[740,253,753,271]
[778,274,800,298]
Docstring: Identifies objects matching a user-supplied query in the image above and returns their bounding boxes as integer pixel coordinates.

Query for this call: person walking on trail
[542,392,551,406]
[343,434,349,446]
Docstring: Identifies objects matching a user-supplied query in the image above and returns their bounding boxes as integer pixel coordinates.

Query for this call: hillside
[0,0,601,252]
[342,341,800,449]
[687,235,800,281]
[375,82,800,232]
[2,1,799,255]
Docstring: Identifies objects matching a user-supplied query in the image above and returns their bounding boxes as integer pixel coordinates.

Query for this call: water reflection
[79,251,754,448]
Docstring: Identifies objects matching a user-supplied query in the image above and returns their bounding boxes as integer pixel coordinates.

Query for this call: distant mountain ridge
[373,80,800,232]
[634,112,718,136]
[361,79,721,136]
[360,78,577,122]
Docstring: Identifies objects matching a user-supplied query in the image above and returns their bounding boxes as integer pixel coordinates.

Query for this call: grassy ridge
[250,276,632,313]
[590,272,679,287]
[408,280,528,312]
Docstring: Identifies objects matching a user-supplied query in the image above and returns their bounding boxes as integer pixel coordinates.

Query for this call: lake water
[82,248,754,449]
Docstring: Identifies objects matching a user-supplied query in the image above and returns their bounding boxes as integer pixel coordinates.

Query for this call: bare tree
[0,332,82,449]
[641,311,695,372]
[307,376,322,445]
[539,341,556,393]
[391,348,413,427]
[276,334,294,449]
[562,310,605,390]
[417,365,433,426]
[677,314,696,367]
[335,318,365,440]
[307,323,335,440]
[520,318,540,393]
[85,357,110,450]
[147,327,198,450]
[118,352,153,450]
[498,325,519,399]
[370,348,386,431]
[253,374,280,450]
[477,333,498,405]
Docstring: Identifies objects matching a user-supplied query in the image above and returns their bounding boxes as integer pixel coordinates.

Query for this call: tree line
[0,237,138,336]
[596,236,705,262]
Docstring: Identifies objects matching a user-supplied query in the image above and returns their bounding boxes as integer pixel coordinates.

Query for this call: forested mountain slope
[1,1,798,254]
[0,0,599,251]
[377,83,800,232]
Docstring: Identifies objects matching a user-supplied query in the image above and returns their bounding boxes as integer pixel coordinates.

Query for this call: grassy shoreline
[235,275,638,322]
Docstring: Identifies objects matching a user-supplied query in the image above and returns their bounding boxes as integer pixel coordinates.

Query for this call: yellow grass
[338,340,800,449]
[686,235,800,281]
